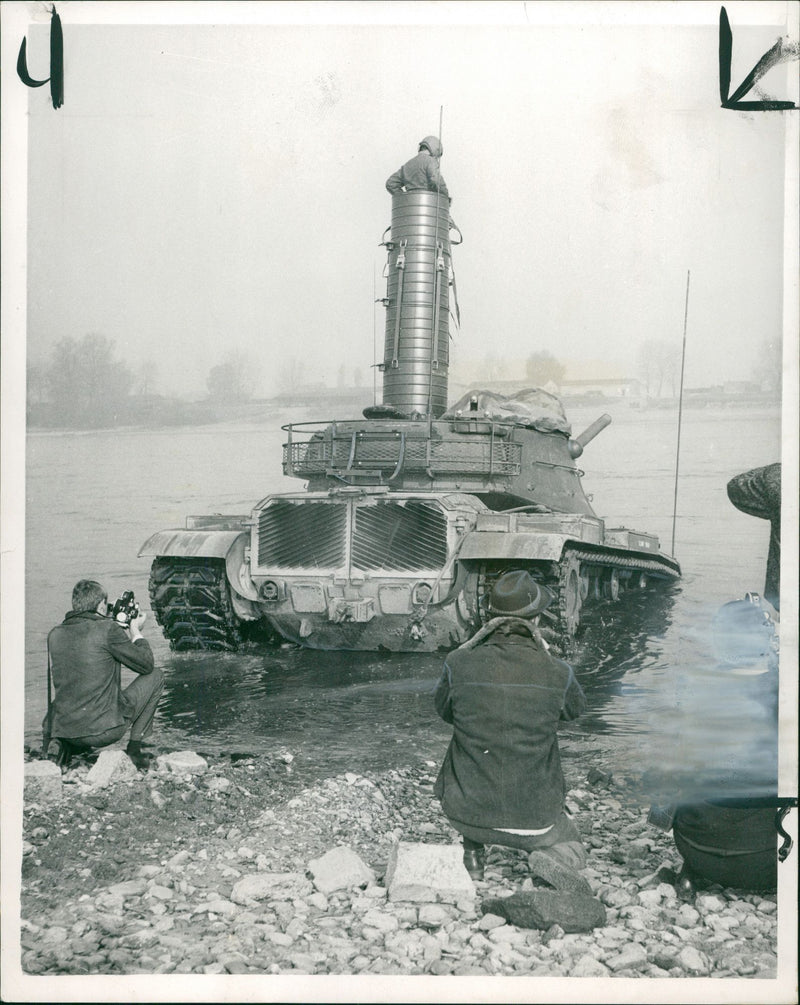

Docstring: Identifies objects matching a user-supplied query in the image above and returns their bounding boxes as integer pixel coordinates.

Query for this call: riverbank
[18,735,780,982]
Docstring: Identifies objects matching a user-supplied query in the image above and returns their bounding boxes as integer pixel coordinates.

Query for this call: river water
[24,403,781,792]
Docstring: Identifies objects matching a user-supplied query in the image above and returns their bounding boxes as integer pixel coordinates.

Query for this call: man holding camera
[47,579,163,770]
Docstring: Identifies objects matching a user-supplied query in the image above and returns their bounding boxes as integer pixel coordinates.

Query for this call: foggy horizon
[23,9,792,402]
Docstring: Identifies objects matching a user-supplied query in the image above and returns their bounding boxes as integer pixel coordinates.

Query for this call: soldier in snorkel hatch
[386,135,451,202]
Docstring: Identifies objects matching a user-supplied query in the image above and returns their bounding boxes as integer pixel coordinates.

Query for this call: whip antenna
[372,266,377,406]
[671,270,691,556]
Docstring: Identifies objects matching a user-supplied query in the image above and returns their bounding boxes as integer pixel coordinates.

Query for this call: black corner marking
[17,5,63,109]
[719,6,798,111]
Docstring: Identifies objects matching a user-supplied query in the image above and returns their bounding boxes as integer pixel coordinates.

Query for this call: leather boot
[462,844,485,881]
[126,740,153,772]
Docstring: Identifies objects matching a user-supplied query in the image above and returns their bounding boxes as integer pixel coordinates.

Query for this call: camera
[107,590,140,626]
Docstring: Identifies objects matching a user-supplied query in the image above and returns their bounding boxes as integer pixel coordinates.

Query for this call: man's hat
[486,570,554,617]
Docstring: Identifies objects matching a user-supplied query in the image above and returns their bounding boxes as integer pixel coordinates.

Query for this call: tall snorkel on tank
[372,132,461,419]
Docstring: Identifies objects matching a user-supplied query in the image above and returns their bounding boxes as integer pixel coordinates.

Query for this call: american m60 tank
[140,186,680,654]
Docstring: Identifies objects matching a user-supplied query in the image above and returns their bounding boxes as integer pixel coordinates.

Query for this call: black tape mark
[17,5,63,110]
[719,7,798,111]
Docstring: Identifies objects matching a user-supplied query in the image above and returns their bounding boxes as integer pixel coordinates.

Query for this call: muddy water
[24,403,781,789]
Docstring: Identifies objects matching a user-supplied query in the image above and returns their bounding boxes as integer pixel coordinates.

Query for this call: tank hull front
[263,600,474,652]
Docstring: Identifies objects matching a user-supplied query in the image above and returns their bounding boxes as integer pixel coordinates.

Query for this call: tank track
[148,557,243,652]
[553,546,679,654]
[478,546,679,657]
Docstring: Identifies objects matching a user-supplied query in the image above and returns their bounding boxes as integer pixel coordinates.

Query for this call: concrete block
[308,845,375,894]
[384,842,474,904]
[24,760,63,803]
[85,749,138,788]
[156,751,208,775]
[231,872,313,905]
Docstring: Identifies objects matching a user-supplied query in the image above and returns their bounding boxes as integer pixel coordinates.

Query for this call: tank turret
[140,164,680,654]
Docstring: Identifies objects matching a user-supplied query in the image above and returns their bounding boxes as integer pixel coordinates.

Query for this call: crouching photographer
[45,579,163,770]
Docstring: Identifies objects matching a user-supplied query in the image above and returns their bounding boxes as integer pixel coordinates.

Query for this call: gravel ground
[18,734,782,985]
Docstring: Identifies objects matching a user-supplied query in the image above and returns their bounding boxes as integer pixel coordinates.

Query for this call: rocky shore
[20,738,779,981]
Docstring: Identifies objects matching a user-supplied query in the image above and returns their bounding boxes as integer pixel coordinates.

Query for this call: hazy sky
[19,2,797,398]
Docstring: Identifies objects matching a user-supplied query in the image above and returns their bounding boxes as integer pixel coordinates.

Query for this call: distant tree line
[525,351,566,387]
[27,334,262,429]
[27,334,137,428]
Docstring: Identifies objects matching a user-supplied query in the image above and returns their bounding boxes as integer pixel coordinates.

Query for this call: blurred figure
[727,463,781,611]
[650,596,783,895]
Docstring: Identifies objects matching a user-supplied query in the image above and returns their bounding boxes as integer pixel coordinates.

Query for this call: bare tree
[637,339,682,398]
[44,333,134,426]
[206,350,258,401]
[136,358,159,396]
[280,356,302,394]
[525,350,566,388]
[26,359,49,406]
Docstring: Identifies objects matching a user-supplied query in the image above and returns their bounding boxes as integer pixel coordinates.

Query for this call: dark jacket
[48,611,155,738]
[727,463,781,609]
[386,137,449,199]
[433,625,586,830]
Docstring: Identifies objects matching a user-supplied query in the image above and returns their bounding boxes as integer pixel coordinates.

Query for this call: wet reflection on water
[155,646,454,780]
[24,408,784,790]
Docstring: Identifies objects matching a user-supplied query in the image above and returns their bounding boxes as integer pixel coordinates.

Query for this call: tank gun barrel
[568,413,612,458]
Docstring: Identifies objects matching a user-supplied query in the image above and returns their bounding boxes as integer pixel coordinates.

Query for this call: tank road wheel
[602,568,620,601]
[556,552,583,644]
[148,557,243,652]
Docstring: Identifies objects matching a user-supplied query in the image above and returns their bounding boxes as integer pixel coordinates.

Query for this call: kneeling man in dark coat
[434,570,587,881]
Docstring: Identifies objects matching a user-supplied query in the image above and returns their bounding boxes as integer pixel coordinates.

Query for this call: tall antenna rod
[372,266,377,406]
[671,270,691,556]
[427,104,444,417]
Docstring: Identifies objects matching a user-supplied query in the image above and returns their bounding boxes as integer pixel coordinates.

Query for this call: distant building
[449,375,643,401]
[559,377,643,399]
[722,380,760,395]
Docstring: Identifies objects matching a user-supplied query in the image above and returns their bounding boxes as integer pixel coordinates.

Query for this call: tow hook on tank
[328,598,375,623]
[410,621,426,642]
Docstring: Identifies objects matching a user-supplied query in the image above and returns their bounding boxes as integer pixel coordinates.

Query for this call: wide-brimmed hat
[486,570,554,617]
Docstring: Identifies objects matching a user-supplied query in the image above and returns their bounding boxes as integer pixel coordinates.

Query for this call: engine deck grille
[352,501,447,571]
[255,497,450,574]
[257,501,346,568]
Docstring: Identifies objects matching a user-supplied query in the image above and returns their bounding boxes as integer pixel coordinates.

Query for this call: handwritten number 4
[14,4,798,116]
[719,6,798,111]
[17,5,63,110]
